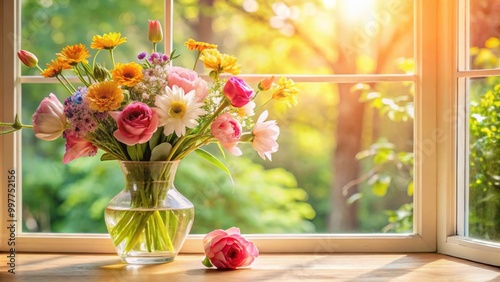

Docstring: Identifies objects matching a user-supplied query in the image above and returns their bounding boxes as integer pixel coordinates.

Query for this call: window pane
[469,0,500,70]
[468,77,500,242]
[21,0,164,75]
[21,81,414,234]
[20,0,164,233]
[173,0,414,75]
[19,0,414,235]
[174,82,414,234]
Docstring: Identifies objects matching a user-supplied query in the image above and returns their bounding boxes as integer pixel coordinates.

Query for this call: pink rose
[167,66,208,102]
[62,131,98,164]
[252,110,279,161]
[109,102,158,146]
[203,227,259,270]
[32,93,67,141]
[210,113,242,156]
[223,76,254,108]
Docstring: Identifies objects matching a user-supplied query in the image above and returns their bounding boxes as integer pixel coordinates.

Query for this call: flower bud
[17,50,38,68]
[32,93,67,141]
[258,76,275,91]
[93,63,109,82]
[148,20,163,43]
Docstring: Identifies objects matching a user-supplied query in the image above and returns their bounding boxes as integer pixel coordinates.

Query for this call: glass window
[461,0,500,244]
[1,0,448,257]
[467,77,500,243]
[17,0,416,236]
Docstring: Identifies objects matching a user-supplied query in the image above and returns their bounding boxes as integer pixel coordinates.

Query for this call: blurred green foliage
[468,77,500,241]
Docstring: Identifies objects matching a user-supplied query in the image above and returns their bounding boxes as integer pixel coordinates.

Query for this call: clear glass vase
[104,160,194,264]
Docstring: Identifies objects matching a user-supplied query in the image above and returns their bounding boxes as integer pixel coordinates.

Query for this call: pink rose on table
[62,131,98,164]
[223,76,254,107]
[202,227,259,270]
[251,110,279,161]
[210,113,242,156]
[32,93,67,141]
[109,102,158,146]
[167,66,208,102]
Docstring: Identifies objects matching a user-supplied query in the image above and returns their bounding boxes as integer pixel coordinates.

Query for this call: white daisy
[154,85,207,137]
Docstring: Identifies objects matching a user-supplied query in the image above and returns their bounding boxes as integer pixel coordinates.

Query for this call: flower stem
[56,75,75,95]
[109,50,116,67]
[192,51,201,70]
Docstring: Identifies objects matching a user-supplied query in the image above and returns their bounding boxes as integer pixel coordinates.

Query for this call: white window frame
[2,0,497,265]
[436,0,500,266]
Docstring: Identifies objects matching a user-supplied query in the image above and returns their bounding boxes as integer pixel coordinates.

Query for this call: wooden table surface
[0,253,499,281]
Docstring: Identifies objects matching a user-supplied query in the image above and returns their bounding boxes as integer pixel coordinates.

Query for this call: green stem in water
[123,212,152,253]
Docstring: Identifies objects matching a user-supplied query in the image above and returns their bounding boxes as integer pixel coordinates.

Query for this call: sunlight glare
[243,0,259,13]
[340,0,375,23]
[322,0,336,9]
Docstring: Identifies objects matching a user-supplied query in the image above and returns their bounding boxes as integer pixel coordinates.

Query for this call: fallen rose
[202,227,259,270]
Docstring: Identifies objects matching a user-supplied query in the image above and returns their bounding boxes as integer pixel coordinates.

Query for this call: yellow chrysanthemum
[90,32,127,50]
[111,62,143,87]
[86,81,124,112]
[271,77,299,108]
[184,38,218,52]
[40,57,72,78]
[199,49,240,75]
[57,44,91,65]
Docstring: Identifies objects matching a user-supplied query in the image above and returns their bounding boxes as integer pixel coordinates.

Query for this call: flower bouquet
[2,20,298,263]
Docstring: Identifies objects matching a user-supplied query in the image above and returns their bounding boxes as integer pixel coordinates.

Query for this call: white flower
[252,110,280,161]
[154,85,207,137]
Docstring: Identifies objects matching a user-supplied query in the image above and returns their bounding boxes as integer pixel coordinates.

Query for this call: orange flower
[258,76,275,91]
[111,62,143,87]
[40,57,72,78]
[271,77,299,108]
[86,81,124,112]
[57,44,90,65]
[200,49,241,75]
[90,32,127,50]
[185,39,218,52]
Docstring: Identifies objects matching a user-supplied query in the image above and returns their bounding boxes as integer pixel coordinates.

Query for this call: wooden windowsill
[1,253,499,281]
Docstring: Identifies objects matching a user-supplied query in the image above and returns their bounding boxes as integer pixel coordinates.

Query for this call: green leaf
[372,175,391,196]
[195,148,233,185]
[407,181,414,196]
[100,153,118,161]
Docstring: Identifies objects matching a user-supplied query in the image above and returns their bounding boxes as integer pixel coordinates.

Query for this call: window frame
[436,0,500,266]
[4,0,495,264]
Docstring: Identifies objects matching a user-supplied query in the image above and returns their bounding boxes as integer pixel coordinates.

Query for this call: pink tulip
[223,76,254,108]
[203,227,259,270]
[167,66,208,102]
[109,102,158,146]
[17,50,38,68]
[148,20,163,43]
[32,93,67,141]
[251,110,279,161]
[210,113,242,156]
[62,131,98,164]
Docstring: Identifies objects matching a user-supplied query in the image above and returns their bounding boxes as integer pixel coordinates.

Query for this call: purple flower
[137,52,147,60]
[63,87,104,138]
[148,53,161,64]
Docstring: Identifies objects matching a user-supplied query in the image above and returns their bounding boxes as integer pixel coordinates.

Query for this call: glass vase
[104,160,194,264]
